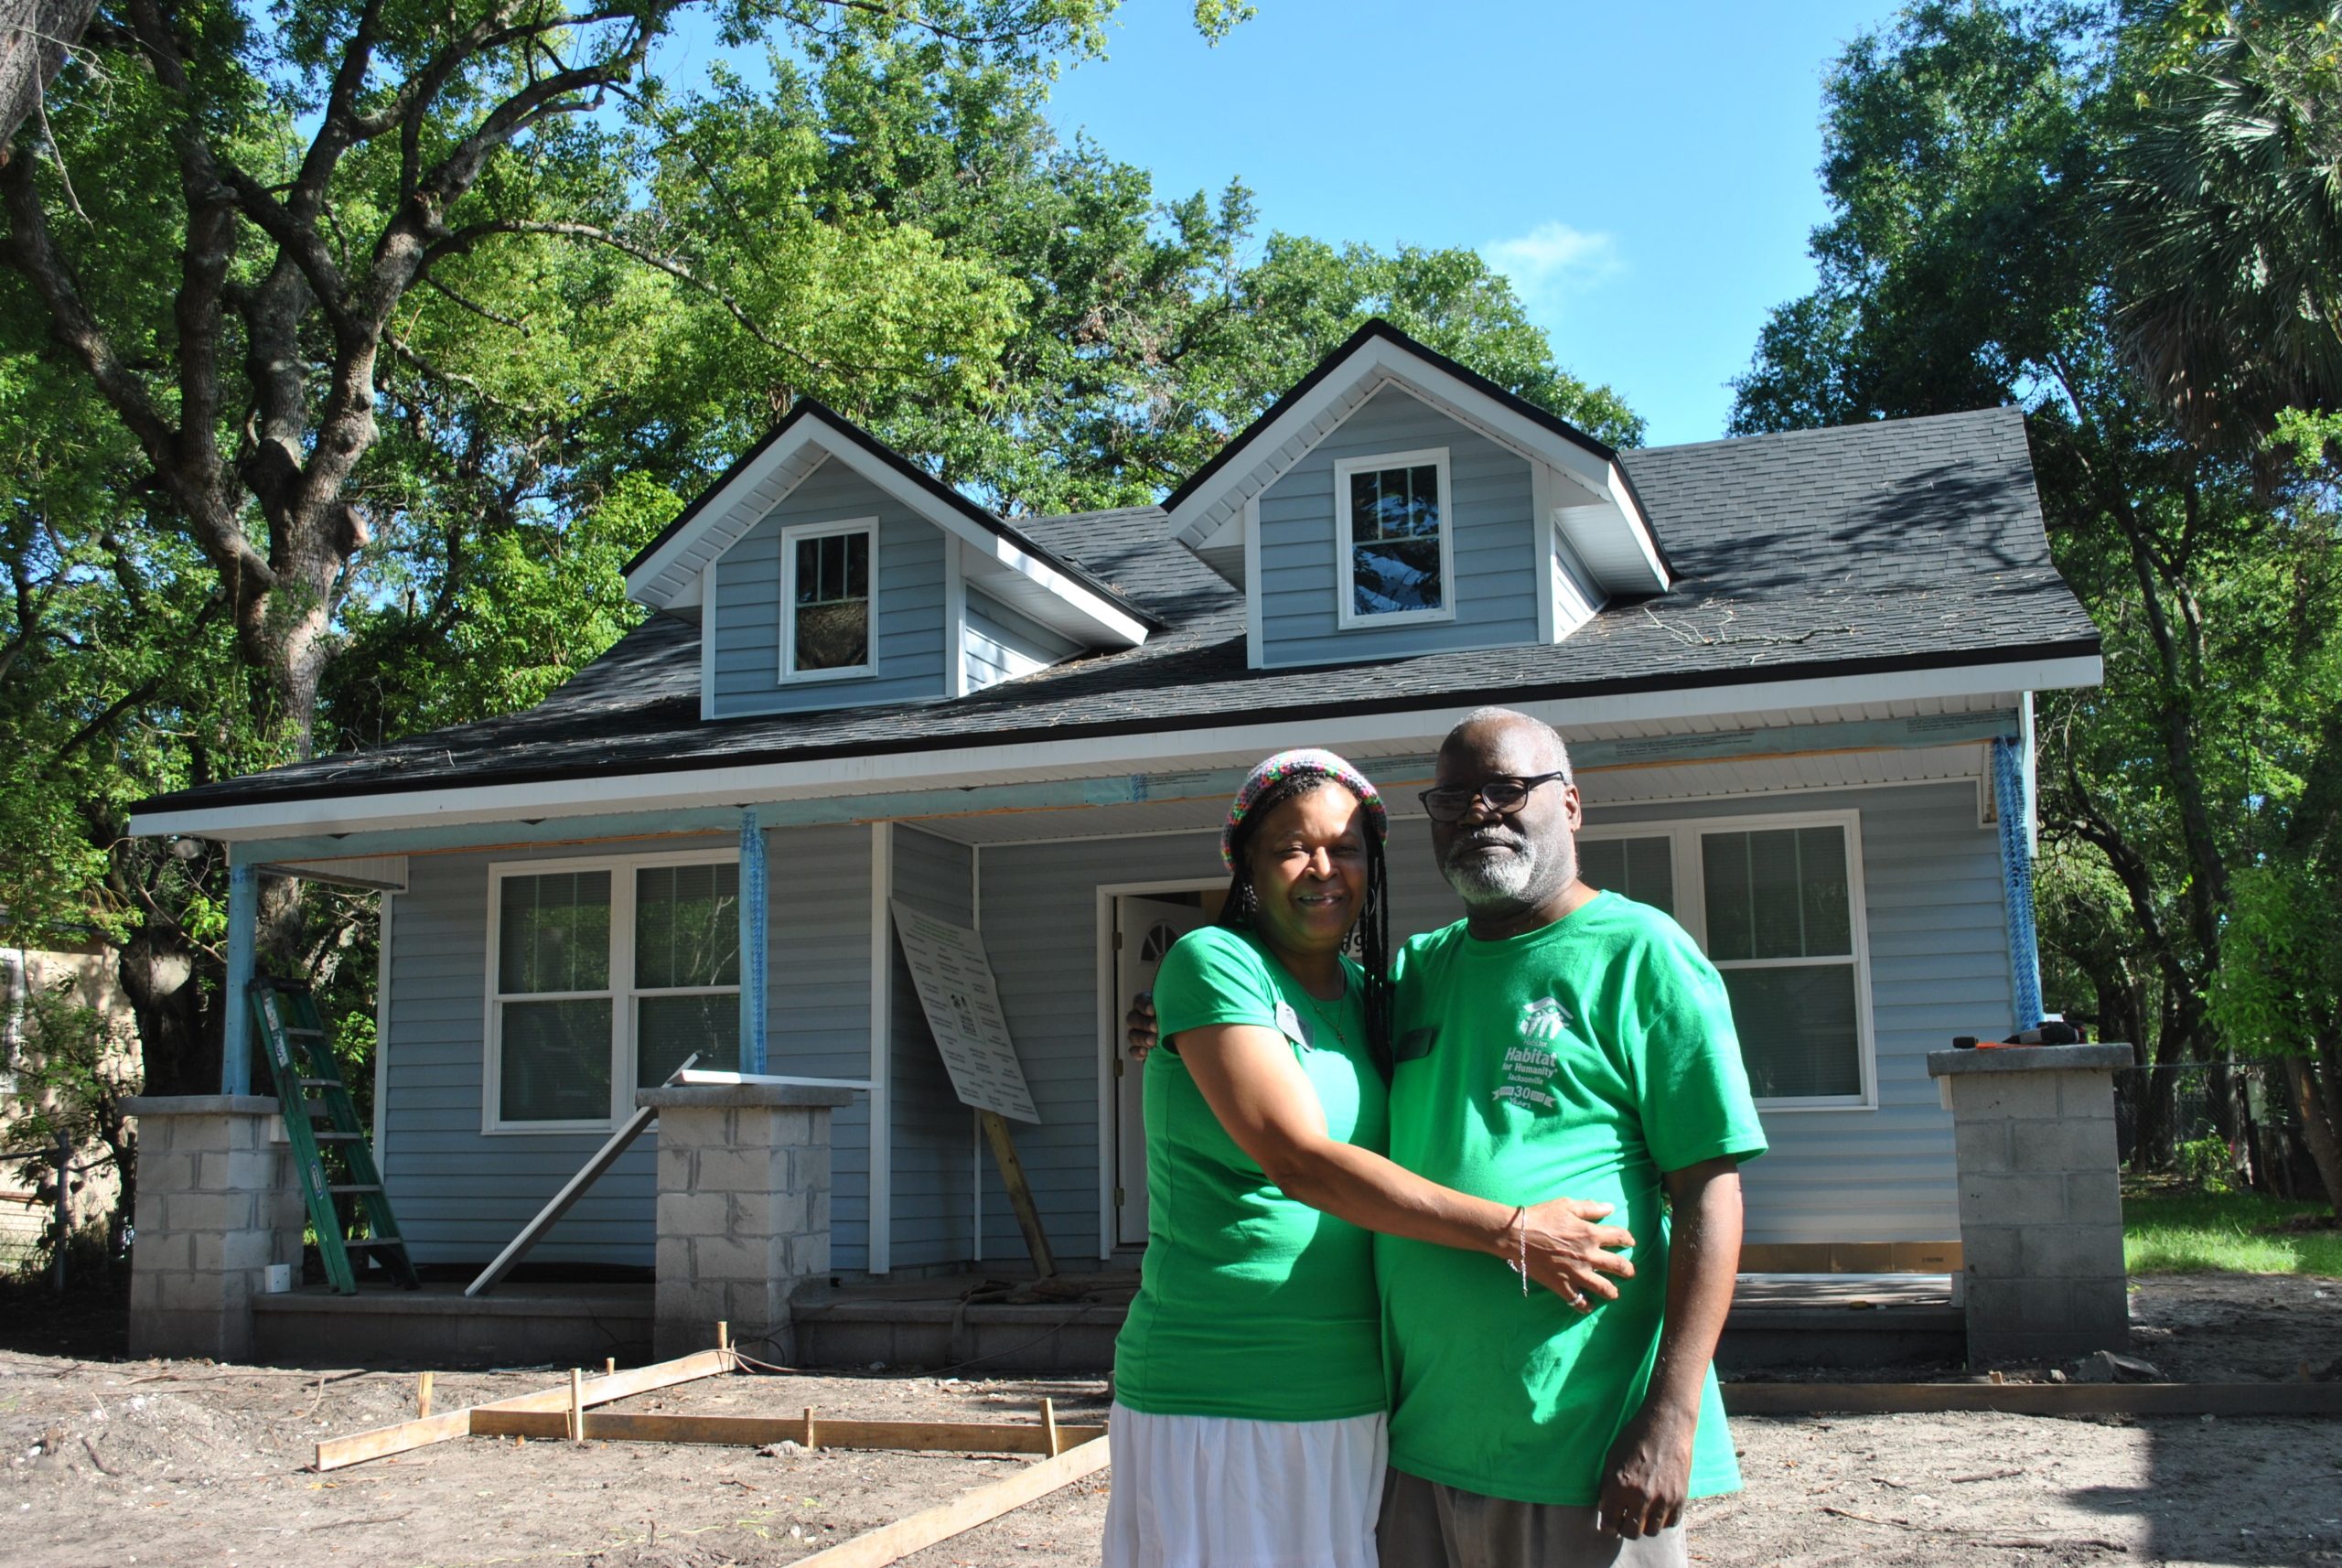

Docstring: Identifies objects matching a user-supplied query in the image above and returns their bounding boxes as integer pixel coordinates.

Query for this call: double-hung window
[782,519,876,681]
[1333,448,1454,628]
[1576,811,1875,1110]
[487,852,742,1132]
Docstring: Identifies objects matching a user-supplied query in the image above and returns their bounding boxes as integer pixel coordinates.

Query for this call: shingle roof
[138,406,2097,815]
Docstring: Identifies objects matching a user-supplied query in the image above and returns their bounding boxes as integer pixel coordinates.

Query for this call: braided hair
[1218,772,1395,1081]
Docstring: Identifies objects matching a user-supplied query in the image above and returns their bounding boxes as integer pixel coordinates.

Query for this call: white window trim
[483,846,742,1135]
[1577,809,1878,1112]
[779,516,879,684]
[1332,447,1456,630]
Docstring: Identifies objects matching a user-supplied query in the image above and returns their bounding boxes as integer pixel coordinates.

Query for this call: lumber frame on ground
[791,1433,1112,1568]
[467,1410,1107,1452]
[1724,1381,2342,1417]
[313,1348,734,1469]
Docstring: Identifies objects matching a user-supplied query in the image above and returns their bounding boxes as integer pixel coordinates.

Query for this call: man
[1124,707,1764,1565]
[1374,707,1765,1566]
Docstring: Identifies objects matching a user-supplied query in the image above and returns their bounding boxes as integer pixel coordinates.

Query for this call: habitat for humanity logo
[1518,997,1573,1042]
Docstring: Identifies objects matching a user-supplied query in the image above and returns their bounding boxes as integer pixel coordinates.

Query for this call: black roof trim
[621,399,1161,630]
[139,636,2098,816]
[1159,317,1626,514]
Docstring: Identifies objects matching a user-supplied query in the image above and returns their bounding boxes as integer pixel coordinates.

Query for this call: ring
[1567,1290,1587,1308]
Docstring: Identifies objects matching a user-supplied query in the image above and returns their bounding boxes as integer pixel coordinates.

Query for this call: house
[129,320,2101,1296]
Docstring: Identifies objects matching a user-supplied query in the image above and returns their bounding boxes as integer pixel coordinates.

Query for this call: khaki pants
[1376,1467,1690,1568]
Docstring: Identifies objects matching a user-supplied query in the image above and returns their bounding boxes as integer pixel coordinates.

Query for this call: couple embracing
[1101,709,1767,1568]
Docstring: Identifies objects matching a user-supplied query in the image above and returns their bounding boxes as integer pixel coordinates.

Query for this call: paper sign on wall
[888,901,1039,1123]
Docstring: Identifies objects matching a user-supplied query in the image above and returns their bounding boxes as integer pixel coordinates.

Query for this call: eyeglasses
[1417,772,1571,823]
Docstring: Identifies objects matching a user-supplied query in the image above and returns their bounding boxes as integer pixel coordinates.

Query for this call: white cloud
[1481,221,1624,317]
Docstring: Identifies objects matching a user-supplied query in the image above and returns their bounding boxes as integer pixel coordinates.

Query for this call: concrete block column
[639,1083,857,1362]
[1927,1045,2135,1365]
[123,1096,306,1361]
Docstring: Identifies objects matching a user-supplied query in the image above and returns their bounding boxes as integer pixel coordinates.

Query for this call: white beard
[1441,833,1542,906]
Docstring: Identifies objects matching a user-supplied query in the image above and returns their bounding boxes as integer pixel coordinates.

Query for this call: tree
[1729,0,2342,1210]
[2107,1,2342,449]
[0,0,98,163]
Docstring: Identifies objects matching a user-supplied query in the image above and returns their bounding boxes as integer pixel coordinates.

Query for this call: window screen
[635,863,741,1084]
[1700,826,1863,1100]
[1577,834,1676,917]
[496,871,614,1122]
[1348,464,1444,618]
[793,529,873,672]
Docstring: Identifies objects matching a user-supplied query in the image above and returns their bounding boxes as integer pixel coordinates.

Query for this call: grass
[2123,1186,2342,1276]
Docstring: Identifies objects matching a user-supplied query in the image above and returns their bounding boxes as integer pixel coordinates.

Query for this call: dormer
[1165,320,1671,668]
[624,403,1151,720]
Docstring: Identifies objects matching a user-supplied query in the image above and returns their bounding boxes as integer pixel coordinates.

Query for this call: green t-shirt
[1378,892,1767,1505]
[1112,923,1390,1422]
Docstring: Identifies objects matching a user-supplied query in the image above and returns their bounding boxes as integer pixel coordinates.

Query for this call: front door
[1112,895,1211,1247]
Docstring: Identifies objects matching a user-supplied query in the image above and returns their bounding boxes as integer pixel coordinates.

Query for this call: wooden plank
[980,1110,1057,1279]
[465,1053,698,1297]
[313,1409,471,1471]
[1724,1382,2342,1417]
[790,1434,1112,1568]
[313,1348,733,1470]
[469,1411,1108,1454]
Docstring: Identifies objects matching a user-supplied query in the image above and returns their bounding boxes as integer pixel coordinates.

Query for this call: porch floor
[792,1269,1965,1375]
[241,1270,1964,1373]
[250,1279,653,1369]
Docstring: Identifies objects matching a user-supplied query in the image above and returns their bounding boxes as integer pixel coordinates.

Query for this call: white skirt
[1099,1402,1388,1568]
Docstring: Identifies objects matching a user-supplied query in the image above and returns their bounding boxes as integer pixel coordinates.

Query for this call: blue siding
[1587,782,1999,1245]
[708,461,948,717]
[889,827,977,1270]
[381,824,877,1271]
[1258,385,1540,667]
[964,588,1080,692]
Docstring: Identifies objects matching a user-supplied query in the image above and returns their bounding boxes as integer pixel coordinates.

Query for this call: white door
[1112,896,1210,1247]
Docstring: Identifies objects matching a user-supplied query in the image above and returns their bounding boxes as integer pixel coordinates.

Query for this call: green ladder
[249,977,418,1294]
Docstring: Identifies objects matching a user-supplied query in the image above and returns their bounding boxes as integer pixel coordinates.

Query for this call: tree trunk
[116,926,215,1098]
[2285,1055,2342,1216]
[0,0,98,164]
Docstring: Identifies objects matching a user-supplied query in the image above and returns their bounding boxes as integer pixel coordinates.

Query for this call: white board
[889,901,1039,1123]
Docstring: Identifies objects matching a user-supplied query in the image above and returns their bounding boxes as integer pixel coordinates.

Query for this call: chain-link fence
[2113,1060,2320,1196]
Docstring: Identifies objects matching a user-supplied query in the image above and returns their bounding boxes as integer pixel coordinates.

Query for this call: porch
[240,1269,1966,1374]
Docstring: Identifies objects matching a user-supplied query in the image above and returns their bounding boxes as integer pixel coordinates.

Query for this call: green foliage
[2124,1187,2342,1273]
[2175,1133,2238,1190]
[1,978,138,1249]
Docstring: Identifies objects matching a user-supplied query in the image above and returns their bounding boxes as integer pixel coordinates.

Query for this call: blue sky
[1037,1,1905,446]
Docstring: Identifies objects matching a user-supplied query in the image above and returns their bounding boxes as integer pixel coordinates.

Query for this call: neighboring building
[0,939,136,1264]
[130,321,2100,1279]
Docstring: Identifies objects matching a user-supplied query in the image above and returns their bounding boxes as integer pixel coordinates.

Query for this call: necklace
[1301,977,1352,1051]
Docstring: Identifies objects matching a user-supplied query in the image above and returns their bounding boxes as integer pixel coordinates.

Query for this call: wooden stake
[805,1406,819,1451]
[605,1358,617,1378]
[717,1321,730,1359]
[416,1371,433,1419]
[568,1369,585,1444]
[790,1434,1111,1568]
[1040,1397,1060,1458]
[980,1110,1057,1279]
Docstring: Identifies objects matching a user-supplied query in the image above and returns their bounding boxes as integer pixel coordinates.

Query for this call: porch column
[220,863,259,1095]
[1992,736,2045,1029]
[641,1081,856,1362]
[739,808,768,1074]
[122,1096,305,1361]
[1929,1044,2133,1365]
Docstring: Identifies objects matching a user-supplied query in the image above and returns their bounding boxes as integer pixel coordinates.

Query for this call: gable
[624,401,1152,650]
[1167,320,1670,600]
[707,457,950,719]
[1255,384,1541,666]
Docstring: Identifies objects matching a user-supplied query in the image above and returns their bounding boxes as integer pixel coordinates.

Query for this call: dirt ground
[0,1273,2333,1568]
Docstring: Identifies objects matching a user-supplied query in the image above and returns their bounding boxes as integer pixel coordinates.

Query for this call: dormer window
[1335,448,1454,628]
[782,519,876,682]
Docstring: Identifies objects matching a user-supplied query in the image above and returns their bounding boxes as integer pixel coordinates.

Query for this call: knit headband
[1220,748,1390,871]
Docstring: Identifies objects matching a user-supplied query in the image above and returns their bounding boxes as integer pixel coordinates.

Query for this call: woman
[1101,749,1635,1568]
